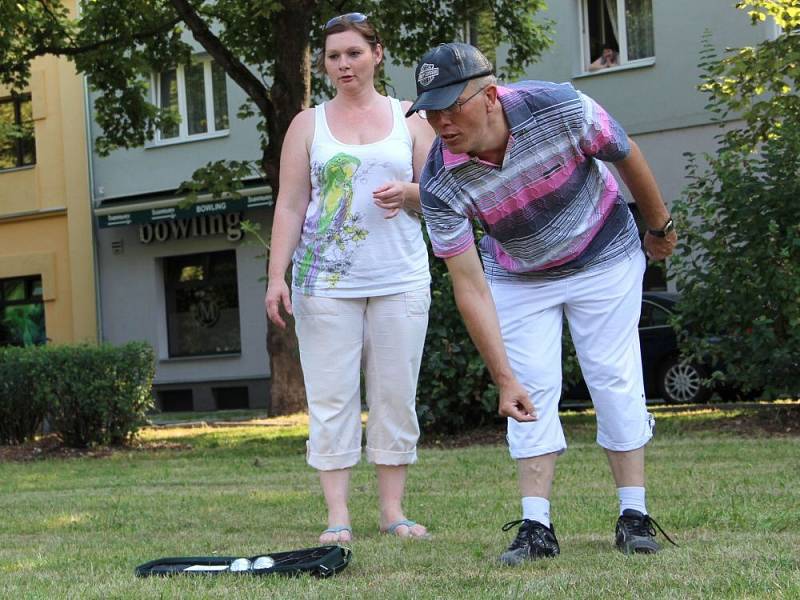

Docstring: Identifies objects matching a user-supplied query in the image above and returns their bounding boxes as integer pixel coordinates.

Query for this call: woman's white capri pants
[293,287,430,470]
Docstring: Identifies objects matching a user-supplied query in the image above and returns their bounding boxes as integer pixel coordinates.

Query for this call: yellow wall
[0,0,97,344]
[0,216,72,343]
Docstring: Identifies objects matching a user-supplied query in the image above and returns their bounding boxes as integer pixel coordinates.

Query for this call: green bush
[0,346,49,445]
[417,239,582,433]
[36,343,156,447]
[671,20,800,399]
[416,253,497,433]
[0,342,156,448]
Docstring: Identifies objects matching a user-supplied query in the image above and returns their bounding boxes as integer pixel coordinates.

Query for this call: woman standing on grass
[265,12,435,543]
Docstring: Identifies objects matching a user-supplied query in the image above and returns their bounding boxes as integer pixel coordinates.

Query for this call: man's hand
[643,230,677,261]
[498,380,537,422]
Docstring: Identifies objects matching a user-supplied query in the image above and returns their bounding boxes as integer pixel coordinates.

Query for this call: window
[213,386,249,410]
[158,389,194,412]
[163,250,241,357]
[582,0,654,72]
[0,94,36,170]
[153,57,229,144]
[0,276,46,347]
[640,300,671,328]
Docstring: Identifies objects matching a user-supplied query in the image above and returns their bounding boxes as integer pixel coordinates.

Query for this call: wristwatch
[648,218,675,238]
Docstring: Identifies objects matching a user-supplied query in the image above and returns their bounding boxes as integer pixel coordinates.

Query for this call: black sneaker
[615,509,678,554]
[499,519,560,565]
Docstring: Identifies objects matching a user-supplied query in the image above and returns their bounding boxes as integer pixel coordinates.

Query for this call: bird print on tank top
[296,152,368,288]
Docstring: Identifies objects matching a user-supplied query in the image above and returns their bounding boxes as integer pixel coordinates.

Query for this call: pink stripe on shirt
[494,169,620,271]
[478,154,584,225]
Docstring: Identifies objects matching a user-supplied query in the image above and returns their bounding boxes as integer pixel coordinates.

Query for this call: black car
[565,292,710,404]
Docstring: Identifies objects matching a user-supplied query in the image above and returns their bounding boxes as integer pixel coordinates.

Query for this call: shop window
[0,275,46,346]
[582,0,654,72]
[153,57,229,144]
[213,386,249,410]
[0,94,36,170]
[163,250,241,357]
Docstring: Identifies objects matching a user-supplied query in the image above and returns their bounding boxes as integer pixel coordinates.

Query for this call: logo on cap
[417,63,439,87]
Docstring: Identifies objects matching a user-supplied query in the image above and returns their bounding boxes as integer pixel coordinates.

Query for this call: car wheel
[658,358,710,404]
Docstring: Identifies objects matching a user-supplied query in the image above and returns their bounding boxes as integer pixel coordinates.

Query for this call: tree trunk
[266,306,306,415]
[263,3,313,415]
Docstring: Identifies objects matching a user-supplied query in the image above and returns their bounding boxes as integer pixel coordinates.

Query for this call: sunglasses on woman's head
[324,12,368,30]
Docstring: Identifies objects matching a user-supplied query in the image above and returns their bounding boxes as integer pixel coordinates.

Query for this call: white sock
[521,496,551,527]
[617,486,647,516]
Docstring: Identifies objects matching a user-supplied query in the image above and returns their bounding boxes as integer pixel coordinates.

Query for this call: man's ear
[484,85,499,112]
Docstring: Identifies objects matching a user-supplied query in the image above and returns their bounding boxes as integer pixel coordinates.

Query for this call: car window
[651,304,671,326]
[640,300,672,328]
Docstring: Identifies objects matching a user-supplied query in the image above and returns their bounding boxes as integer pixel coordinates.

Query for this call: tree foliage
[671,1,800,398]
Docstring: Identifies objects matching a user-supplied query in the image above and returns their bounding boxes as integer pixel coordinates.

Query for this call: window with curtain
[153,57,230,144]
[583,0,654,72]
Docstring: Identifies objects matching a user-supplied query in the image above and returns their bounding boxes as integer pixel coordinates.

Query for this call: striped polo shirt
[420,81,642,282]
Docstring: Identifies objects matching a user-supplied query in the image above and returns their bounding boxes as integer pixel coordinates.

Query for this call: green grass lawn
[1,405,798,599]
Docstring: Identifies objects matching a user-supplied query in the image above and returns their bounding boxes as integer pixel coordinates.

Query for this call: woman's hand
[372,181,408,218]
[265,278,293,329]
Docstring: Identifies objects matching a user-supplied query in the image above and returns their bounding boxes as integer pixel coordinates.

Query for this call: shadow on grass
[422,401,800,449]
[4,402,796,462]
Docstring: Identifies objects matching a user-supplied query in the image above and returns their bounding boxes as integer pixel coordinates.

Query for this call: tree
[0,0,553,413]
[671,0,800,398]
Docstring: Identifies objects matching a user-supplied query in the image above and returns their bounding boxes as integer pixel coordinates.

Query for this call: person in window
[406,43,678,564]
[588,44,620,71]
[265,13,435,543]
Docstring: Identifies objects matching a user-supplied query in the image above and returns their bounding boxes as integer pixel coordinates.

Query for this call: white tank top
[292,97,430,297]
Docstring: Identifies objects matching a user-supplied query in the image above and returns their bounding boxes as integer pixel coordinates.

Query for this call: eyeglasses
[324,12,368,30]
[419,85,488,120]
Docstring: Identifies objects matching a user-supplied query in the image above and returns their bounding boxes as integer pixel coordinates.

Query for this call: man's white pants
[293,288,430,470]
[488,253,653,459]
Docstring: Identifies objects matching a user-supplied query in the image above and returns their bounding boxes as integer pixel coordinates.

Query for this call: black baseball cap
[405,43,494,118]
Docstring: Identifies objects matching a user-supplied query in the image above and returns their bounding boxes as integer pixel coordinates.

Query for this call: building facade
[88,50,271,412]
[0,0,97,348]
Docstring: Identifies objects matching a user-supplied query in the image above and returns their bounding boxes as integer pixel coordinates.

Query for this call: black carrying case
[135,545,351,579]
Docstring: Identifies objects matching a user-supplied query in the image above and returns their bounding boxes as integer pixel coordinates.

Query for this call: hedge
[0,342,155,448]
[0,346,49,445]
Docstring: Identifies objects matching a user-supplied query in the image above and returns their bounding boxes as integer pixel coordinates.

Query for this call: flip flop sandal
[320,525,353,542]
[381,519,432,540]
